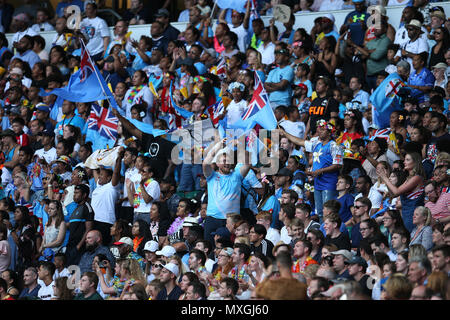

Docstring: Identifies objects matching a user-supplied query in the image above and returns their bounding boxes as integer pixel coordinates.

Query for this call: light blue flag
[369,72,407,129]
[129,119,168,137]
[85,128,116,151]
[216,0,247,13]
[169,83,194,119]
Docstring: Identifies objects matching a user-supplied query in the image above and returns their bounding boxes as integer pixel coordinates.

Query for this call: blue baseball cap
[211,227,231,241]
[352,0,365,3]
[36,103,50,113]
[38,248,55,262]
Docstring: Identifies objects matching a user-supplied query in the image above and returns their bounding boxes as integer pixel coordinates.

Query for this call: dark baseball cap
[276,167,292,177]
[155,8,169,18]
[0,129,16,138]
[38,129,55,137]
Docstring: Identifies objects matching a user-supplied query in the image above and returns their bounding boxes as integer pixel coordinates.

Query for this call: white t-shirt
[123,86,154,124]
[34,147,58,164]
[123,167,139,207]
[133,179,160,213]
[80,16,110,56]
[257,42,276,66]
[394,26,429,49]
[228,24,249,53]
[31,22,55,33]
[1,168,12,186]
[205,258,215,274]
[226,99,248,126]
[395,36,429,70]
[91,180,120,225]
[51,33,67,47]
[38,50,49,61]
[279,120,305,139]
[355,188,383,211]
[266,227,281,246]
[37,280,55,300]
[53,267,70,280]
[280,226,292,244]
[319,0,343,11]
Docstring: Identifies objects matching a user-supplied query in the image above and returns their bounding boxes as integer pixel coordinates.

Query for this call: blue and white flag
[369,72,406,129]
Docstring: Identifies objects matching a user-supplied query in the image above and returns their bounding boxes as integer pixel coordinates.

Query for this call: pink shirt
[425,192,450,220]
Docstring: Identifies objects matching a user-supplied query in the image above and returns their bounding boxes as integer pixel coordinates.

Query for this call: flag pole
[80,39,118,110]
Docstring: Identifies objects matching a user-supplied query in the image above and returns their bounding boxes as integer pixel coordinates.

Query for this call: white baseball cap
[113,237,133,247]
[143,240,159,252]
[163,262,179,277]
[155,245,176,257]
[331,249,353,261]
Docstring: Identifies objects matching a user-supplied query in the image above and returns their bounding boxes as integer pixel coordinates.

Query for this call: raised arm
[278,126,306,147]
[111,107,143,140]
[203,138,227,178]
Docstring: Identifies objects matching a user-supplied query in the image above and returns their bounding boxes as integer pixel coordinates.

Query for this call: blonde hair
[415,206,432,226]
[384,273,413,300]
[234,236,250,246]
[169,255,188,282]
[408,244,427,261]
[435,152,450,167]
[119,259,146,284]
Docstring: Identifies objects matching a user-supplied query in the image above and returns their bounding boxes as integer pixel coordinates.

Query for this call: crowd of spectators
[0,0,449,301]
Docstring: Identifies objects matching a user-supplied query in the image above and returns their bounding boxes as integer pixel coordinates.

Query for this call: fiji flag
[216,0,247,13]
[40,41,118,108]
[369,72,406,129]
[206,99,225,128]
[229,72,277,131]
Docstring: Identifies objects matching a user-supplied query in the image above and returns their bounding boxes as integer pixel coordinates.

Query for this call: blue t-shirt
[408,68,435,103]
[55,115,86,136]
[260,195,281,230]
[132,50,152,71]
[238,165,262,213]
[206,168,244,219]
[266,65,294,106]
[305,138,343,191]
[337,193,354,223]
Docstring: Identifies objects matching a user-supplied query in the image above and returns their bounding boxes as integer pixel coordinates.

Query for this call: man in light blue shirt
[202,139,251,246]
[264,48,294,108]
[11,35,40,69]
[55,100,86,137]
[349,76,370,109]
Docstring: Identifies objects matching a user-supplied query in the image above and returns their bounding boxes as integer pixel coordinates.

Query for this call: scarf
[127,85,144,104]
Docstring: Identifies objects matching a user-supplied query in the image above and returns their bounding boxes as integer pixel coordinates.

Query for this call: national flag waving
[229,72,277,131]
[79,41,95,82]
[211,56,226,79]
[216,0,247,13]
[40,40,119,111]
[206,99,225,127]
[369,72,406,129]
[167,82,194,128]
[87,104,118,141]
[370,128,391,140]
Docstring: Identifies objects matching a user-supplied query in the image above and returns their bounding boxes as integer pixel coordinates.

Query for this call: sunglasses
[152,263,164,269]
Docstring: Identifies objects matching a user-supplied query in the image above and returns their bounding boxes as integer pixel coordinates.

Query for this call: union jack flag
[242,72,269,120]
[215,57,226,78]
[79,41,95,82]
[249,0,259,20]
[87,104,118,141]
[206,100,224,127]
[370,128,391,140]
